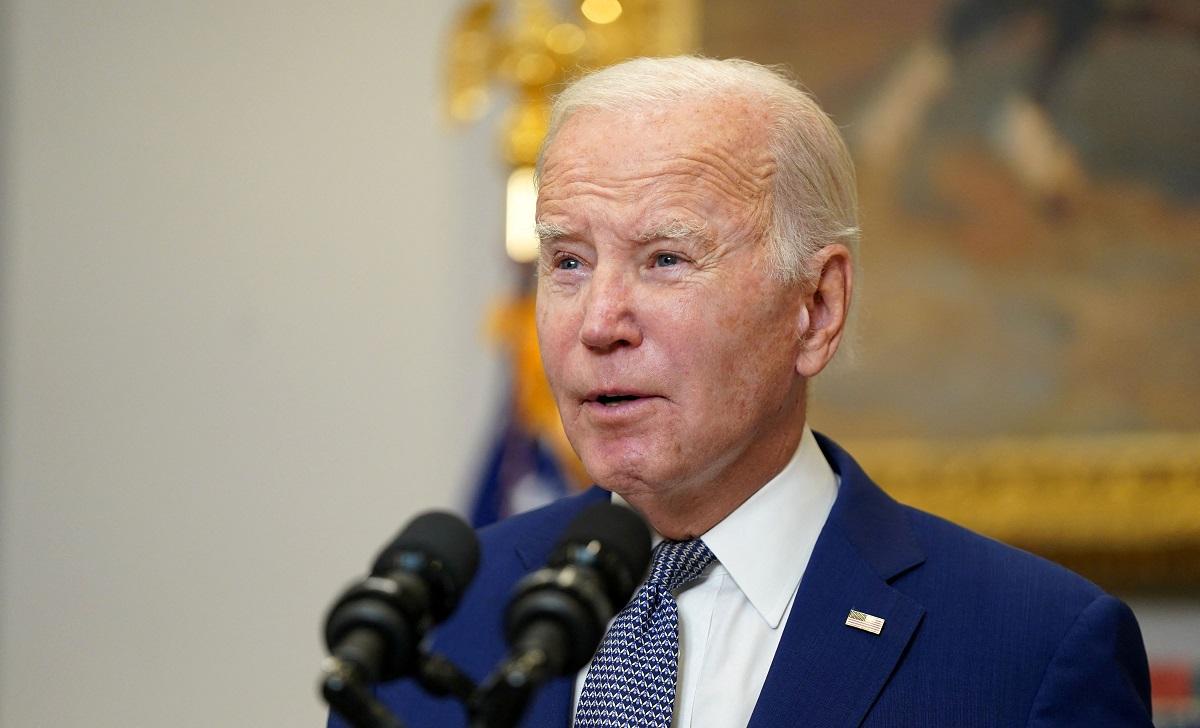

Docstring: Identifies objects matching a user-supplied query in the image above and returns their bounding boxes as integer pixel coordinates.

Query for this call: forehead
[537,94,775,215]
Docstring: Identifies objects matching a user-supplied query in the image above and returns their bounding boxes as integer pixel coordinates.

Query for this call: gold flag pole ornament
[444,0,700,493]
[446,0,700,257]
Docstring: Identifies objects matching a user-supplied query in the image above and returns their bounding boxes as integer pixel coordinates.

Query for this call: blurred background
[1,1,1196,726]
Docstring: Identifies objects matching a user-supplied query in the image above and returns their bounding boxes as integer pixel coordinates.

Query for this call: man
[334,57,1151,727]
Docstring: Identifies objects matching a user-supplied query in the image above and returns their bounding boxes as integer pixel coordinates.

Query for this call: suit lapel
[747,435,927,728]
[746,528,925,728]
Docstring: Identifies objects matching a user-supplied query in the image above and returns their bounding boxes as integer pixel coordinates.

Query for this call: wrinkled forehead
[538,93,776,196]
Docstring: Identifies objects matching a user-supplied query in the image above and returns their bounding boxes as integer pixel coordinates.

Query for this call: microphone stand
[467,652,550,728]
[321,649,479,728]
[416,651,478,703]
[320,656,406,728]
[468,621,568,728]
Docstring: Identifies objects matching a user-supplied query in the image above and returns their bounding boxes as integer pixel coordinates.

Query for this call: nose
[579,265,643,352]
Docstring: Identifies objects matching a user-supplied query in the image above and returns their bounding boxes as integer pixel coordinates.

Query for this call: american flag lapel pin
[845,609,885,635]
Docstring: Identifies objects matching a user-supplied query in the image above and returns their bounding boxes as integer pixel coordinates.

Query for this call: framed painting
[702,0,1200,592]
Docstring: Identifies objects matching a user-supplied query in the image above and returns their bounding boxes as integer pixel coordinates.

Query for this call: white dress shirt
[572,426,839,727]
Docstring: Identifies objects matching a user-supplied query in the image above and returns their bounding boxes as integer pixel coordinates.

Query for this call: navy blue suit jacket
[331,434,1152,727]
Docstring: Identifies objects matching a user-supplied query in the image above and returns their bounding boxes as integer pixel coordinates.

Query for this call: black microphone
[323,511,481,686]
[472,502,652,728]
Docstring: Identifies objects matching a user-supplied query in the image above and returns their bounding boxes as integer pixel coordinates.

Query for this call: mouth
[596,393,642,406]
[583,390,658,407]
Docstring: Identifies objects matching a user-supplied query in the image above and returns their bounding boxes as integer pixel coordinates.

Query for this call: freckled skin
[535,94,850,539]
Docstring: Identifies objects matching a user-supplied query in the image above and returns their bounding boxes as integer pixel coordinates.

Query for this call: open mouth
[591,392,650,407]
[596,394,641,406]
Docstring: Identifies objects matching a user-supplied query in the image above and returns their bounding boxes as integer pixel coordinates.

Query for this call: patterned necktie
[574,538,716,728]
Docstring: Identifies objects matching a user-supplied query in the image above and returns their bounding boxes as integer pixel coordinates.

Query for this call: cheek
[536,298,578,376]
[670,313,749,400]
[702,304,797,409]
[534,302,559,372]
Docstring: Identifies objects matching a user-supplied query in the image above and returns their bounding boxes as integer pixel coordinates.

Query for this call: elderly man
[336,57,1151,727]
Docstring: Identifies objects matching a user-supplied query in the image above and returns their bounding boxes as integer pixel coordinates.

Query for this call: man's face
[535,95,811,504]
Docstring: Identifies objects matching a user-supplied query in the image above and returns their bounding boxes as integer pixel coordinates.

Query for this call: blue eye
[655,253,679,267]
[556,257,580,270]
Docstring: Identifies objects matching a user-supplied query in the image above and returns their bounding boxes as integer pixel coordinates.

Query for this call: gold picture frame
[843,433,1200,592]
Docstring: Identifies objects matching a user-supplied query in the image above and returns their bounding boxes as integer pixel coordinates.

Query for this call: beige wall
[0,2,510,724]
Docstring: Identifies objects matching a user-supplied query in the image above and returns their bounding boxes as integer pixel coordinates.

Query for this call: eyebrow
[534,218,712,247]
[535,221,571,243]
[636,219,710,243]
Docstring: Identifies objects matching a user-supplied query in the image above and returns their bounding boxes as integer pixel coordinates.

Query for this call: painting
[702,0,1200,592]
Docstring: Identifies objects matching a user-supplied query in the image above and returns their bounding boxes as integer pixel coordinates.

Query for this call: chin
[579,445,683,497]
[567,420,695,486]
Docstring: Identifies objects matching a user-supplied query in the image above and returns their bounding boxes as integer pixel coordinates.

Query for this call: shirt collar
[699,425,839,628]
[611,426,838,628]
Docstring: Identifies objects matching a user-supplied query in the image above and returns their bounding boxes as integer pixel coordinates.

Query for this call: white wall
[0,2,511,725]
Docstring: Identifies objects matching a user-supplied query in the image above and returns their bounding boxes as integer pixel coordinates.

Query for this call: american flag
[845,609,886,635]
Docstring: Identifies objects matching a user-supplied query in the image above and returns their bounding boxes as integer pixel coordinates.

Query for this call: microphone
[323,511,481,686]
[472,502,651,728]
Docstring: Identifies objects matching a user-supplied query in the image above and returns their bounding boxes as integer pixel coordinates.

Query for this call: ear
[796,243,853,378]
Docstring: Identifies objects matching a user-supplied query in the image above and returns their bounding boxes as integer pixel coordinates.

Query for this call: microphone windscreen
[375,511,481,596]
[559,502,651,583]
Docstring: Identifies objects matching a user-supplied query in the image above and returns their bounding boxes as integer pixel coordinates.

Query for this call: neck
[620,414,808,541]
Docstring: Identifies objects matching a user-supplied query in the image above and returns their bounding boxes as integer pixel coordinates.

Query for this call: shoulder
[817,431,1106,614]
[477,484,609,542]
[889,505,1152,725]
[474,486,610,555]
[902,506,1147,724]
[815,433,1151,723]
[902,504,1103,607]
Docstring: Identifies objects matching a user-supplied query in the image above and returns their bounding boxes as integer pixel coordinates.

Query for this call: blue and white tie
[574,538,716,728]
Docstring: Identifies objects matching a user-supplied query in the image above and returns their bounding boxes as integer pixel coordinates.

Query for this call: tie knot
[647,538,715,593]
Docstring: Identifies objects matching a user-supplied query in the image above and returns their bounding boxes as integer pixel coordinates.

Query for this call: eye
[556,255,581,270]
[654,253,679,267]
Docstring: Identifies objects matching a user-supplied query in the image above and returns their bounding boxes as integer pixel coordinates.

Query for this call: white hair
[536,56,859,283]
